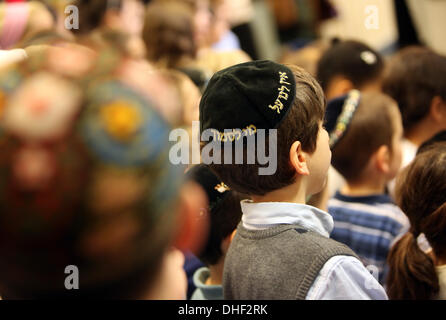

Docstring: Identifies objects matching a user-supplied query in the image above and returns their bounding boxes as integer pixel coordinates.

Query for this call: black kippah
[199,60,296,141]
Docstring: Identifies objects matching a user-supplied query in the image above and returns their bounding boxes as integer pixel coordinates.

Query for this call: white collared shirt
[241,200,388,300]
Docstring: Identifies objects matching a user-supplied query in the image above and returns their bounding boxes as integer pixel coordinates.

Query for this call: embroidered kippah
[0,43,183,295]
[325,90,361,149]
[199,60,296,141]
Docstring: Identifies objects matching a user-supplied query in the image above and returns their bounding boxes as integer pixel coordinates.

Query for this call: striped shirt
[328,192,410,284]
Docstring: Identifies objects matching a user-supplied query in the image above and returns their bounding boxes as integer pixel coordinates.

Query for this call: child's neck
[205,260,225,286]
[251,182,307,204]
[341,180,386,197]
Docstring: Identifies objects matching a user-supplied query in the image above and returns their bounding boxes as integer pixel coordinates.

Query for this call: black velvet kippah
[325,95,348,133]
[199,60,296,139]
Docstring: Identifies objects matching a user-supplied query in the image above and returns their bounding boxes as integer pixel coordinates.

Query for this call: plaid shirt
[328,192,410,284]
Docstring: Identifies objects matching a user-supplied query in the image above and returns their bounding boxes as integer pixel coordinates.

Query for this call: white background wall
[406,0,446,55]
[319,0,399,51]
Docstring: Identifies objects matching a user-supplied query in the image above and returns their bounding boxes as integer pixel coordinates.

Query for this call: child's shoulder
[328,192,409,229]
[234,223,357,259]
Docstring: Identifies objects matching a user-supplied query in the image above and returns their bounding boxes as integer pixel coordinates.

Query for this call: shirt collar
[241,200,334,238]
[193,267,223,299]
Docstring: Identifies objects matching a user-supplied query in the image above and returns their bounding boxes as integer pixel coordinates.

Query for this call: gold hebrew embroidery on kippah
[269,71,292,115]
[211,124,257,142]
[215,182,230,193]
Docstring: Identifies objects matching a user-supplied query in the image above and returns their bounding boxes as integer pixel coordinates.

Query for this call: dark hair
[331,92,400,182]
[418,131,446,155]
[387,142,446,300]
[198,191,244,266]
[143,0,197,68]
[382,46,446,132]
[208,65,326,196]
[316,40,384,92]
[72,0,123,35]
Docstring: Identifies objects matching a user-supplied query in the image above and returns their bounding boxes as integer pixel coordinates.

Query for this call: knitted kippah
[0,43,182,297]
[324,90,361,149]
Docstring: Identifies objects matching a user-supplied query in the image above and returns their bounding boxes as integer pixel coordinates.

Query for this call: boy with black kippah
[199,60,387,300]
[186,164,244,300]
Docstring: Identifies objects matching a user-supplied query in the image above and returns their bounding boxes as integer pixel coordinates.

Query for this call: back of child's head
[72,0,123,35]
[199,61,326,196]
[382,46,446,133]
[280,40,330,77]
[316,39,384,95]
[143,0,197,68]
[386,142,446,300]
[325,91,401,182]
[0,45,185,299]
[186,164,243,266]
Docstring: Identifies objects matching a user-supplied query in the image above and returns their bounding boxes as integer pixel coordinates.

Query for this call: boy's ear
[290,141,310,176]
[430,96,446,125]
[374,145,391,174]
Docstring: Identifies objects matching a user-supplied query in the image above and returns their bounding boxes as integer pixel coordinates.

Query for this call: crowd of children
[0,0,445,300]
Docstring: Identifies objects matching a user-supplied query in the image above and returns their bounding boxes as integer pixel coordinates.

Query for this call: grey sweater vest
[223,223,358,300]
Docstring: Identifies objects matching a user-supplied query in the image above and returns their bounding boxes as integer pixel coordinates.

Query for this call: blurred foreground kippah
[0,44,181,298]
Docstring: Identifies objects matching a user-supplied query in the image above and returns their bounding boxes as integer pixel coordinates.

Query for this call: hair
[143,0,197,68]
[418,131,446,156]
[331,92,400,182]
[207,65,326,196]
[72,0,123,35]
[382,46,446,132]
[280,40,330,77]
[198,191,244,266]
[386,142,446,300]
[316,40,384,92]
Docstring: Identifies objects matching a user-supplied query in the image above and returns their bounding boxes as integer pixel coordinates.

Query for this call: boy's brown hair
[382,46,446,132]
[143,0,197,68]
[72,0,123,34]
[331,92,400,182]
[208,65,326,196]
